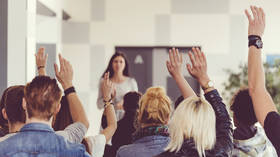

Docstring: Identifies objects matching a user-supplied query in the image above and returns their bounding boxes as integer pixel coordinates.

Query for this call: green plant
[222,60,280,111]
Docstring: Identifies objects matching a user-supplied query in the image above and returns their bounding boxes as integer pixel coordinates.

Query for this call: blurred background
[1,0,280,135]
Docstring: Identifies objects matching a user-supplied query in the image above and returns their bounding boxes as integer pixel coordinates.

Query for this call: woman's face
[112,56,126,74]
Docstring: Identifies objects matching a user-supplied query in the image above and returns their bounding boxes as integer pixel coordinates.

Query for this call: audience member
[231,88,277,156]
[104,91,142,157]
[156,48,233,157]
[246,6,280,155]
[116,87,172,157]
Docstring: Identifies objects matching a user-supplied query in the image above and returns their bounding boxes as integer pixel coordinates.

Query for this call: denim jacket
[0,123,90,157]
[117,135,170,157]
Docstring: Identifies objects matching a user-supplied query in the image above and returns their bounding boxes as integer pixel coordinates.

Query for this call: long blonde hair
[138,87,172,127]
[165,96,216,157]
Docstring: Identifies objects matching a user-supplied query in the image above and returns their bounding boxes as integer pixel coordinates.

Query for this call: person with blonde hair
[116,84,172,156]
[156,48,233,157]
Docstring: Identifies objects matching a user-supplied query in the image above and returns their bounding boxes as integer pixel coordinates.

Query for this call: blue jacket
[0,123,90,157]
[116,135,170,157]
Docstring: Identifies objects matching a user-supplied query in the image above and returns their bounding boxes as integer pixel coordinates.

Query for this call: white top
[0,122,87,144]
[88,134,106,157]
[97,77,138,120]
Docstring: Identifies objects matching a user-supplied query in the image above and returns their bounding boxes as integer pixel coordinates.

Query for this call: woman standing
[97,52,138,120]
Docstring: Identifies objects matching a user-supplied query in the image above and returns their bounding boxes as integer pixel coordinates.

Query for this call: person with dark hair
[104,91,142,157]
[0,86,25,136]
[245,6,280,156]
[231,88,277,156]
[97,52,138,121]
[0,86,13,137]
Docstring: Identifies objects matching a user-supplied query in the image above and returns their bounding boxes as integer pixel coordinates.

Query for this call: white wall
[60,0,280,135]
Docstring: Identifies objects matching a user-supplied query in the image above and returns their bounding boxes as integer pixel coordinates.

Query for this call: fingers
[260,7,265,23]
[169,49,175,66]
[188,50,196,67]
[166,60,172,72]
[58,54,64,70]
[174,48,181,63]
[250,6,258,21]
[245,9,252,22]
[186,64,193,75]
[54,63,59,76]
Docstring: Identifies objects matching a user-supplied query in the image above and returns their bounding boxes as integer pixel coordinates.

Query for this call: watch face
[256,39,263,48]
[208,81,214,87]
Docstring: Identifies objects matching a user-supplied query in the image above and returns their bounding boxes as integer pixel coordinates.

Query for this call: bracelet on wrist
[37,66,45,70]
[104,102,113,108]
[64,86,76,96]
[103,98,112,103]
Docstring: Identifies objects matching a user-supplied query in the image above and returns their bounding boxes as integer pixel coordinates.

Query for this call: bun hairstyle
[138,87,172,126]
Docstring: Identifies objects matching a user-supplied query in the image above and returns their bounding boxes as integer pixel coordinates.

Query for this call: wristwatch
[248,35,263,49]
[202,80,214,90]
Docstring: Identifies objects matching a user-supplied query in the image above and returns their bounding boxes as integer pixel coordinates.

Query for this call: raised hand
[54,54,73,90]
[35,47,48,76]
[187,47,210,87]
[102,72,114,101]
[166,48,183,78]
[245,6,265,37]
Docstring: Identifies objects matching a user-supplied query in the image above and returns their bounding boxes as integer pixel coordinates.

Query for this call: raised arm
[187,47,233,154]
[35,47,48,76]
[187,47,214,94]
[246,6,277,126]
[166,48,196,98]
[54,54,89,129]
[101,72,117,142]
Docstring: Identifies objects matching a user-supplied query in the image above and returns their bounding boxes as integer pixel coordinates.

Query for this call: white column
[7,0,36,85]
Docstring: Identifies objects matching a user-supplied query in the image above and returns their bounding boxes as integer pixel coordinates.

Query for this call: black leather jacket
[156,89,233,157]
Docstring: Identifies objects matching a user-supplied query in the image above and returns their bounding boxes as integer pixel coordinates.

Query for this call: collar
[20,123,54,133]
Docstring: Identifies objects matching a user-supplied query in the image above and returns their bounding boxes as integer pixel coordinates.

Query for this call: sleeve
[264,111,280,155]
[56,122,87,144]
[88,134,106,157]
[204,89,233,155]
[97,78,104,110]
[131,78,138,92]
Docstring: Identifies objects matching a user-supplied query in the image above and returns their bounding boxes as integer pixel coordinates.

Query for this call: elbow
[84,119,90,129]
[248,82,267,97]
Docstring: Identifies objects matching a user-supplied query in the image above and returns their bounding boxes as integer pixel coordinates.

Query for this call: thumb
[186,64,193,74]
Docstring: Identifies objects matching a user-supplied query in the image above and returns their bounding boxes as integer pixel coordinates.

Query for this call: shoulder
[155,151,176,157]
[126,77,136,83]
[0,133,16,143]
[117,143,140,156]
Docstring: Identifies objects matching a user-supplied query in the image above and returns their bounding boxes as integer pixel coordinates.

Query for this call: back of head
[230,88,257,127]
[123,91,142,113]
[0,87,12,130]
[138,87,172,127]
[166,96,216,157]
[24,76,62,121]
[3,86,26,125]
